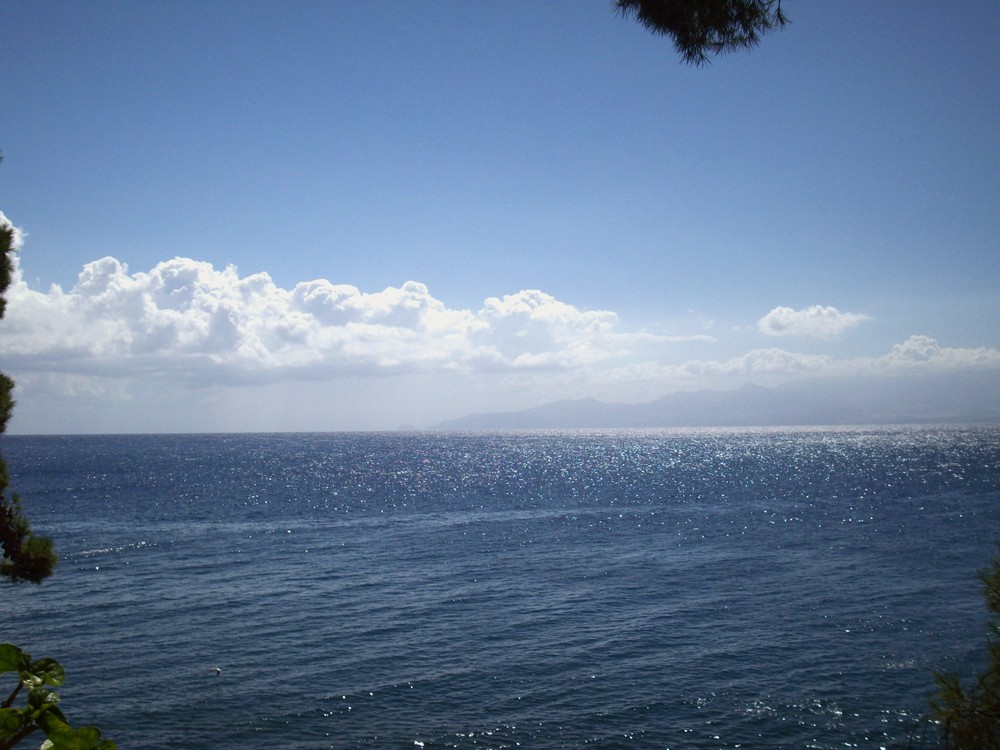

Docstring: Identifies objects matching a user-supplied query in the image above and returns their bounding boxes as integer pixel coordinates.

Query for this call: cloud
[757,305,870,338]
[708,336,1000,377]
[3,252,997,409]
[868,335,1000,372]
[680,347,836,377]
[698,337,1000,377]
[0,255,676,384]
[590,336,1000,397]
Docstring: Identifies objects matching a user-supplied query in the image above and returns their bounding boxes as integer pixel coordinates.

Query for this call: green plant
[0,644,114,750]
[930,548,1000,748]
[0,208,112,748]
[0,218,57,583]
[616,0,788,65]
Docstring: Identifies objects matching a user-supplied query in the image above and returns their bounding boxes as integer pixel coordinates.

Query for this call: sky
[1,0,998,433]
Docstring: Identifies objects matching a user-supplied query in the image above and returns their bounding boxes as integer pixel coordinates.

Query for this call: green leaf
[0,707,27,739]
[24,658,65,688]
[26,686,61,721]
[38,714,110,750]
[0,643,28,674]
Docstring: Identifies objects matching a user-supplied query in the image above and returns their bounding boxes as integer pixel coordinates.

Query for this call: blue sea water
[2,426,999,749]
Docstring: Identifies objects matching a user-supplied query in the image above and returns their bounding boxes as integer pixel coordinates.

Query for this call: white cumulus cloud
[0,255,677,384]
[757,305,870,338]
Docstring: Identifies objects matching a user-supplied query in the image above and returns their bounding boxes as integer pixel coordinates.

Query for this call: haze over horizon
[2,2,998,433]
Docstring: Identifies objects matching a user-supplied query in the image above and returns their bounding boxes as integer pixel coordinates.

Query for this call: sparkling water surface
[2,427,999,749]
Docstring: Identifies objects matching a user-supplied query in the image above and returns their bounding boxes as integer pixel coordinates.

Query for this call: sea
[1,426,999,749]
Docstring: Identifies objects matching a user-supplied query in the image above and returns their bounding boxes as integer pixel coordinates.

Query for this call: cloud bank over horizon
[3,253,998,401]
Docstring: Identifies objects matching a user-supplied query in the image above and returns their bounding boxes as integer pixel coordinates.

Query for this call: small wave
[77,540,151,557]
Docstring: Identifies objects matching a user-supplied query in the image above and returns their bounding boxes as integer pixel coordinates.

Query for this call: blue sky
[1,1,998,432]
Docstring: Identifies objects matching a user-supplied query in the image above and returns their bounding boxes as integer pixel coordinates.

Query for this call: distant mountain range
[434,369,1000,430]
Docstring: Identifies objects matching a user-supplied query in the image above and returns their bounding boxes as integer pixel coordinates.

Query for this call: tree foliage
[616,0,789,65]
[0,212,112,747]
[0,218,58,583]
[930,548,1000,748]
